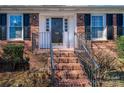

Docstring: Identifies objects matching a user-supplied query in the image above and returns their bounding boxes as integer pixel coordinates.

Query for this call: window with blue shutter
[106,14,114,40]
[23,14,30,40]
[117,14,123,36]
[84,14,91,40]
[0,14,7,40]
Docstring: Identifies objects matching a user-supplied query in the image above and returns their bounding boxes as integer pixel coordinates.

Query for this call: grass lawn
[118,58,124,63]
[102,79,124,87]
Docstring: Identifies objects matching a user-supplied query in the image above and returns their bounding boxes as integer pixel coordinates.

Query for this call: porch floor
[33,48,74,54]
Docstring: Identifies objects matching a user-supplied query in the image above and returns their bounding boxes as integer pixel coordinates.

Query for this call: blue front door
[51,18,63,44]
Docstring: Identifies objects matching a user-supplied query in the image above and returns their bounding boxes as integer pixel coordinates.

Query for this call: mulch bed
[0,62,29,72]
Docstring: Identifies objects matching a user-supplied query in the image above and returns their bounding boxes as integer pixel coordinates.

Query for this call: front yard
[0,44,51,87]
[1,36,124,87]
[94,36,124,87]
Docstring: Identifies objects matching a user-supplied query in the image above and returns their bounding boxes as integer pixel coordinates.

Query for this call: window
[91,16,103,38]
[8,14,23,40]
[91,14,106,40]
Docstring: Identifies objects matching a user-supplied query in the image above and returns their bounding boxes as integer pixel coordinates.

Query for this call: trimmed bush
[0,44,29,72]
[116,36,124,59]
[3,44,24,60]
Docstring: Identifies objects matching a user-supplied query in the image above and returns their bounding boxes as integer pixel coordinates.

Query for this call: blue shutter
[117,14,123,36]
[0,14,7,40]
[84,14,91,40]
[23,14,30,40]
[106,14,114,40]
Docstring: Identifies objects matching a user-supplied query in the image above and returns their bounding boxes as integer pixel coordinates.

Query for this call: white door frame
[39,12,76,49]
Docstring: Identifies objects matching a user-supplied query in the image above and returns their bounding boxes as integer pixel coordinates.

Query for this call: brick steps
[48,49,91,87]
[55,63,82,70]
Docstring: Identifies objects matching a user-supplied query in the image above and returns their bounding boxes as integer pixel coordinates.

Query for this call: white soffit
[0,0,123,5]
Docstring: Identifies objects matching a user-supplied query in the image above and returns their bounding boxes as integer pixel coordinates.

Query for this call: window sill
[7,39,24,43]
[91,38,107,41]
[91,40,115,43]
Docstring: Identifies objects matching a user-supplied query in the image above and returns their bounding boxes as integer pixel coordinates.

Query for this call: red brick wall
[77,13,85,33]
[25,13,39,51]
[30,13,39,34]
[113,14,117,40]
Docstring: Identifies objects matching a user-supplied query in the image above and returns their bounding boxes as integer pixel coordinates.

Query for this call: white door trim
[39,12,75,49]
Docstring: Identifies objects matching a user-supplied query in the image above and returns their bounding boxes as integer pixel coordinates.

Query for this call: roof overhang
[0,5,124,13]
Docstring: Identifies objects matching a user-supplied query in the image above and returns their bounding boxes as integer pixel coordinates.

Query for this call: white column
[68,16,75,48]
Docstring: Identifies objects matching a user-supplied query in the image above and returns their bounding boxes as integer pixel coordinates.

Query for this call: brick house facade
[0,5,124,52]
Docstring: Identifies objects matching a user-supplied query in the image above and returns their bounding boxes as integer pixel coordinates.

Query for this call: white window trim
[7,14,23,41]
[91,14,107,41]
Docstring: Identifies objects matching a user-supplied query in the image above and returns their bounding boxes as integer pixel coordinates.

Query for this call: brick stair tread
[55,70,87,79]
[55,79,91,87]
[48,57,79,63]
[55,67,82,70]
[55,70,86,75]
[55,63,82,70]
[48,52,76,57]
[48,57,79,60]
[55,62,81,65]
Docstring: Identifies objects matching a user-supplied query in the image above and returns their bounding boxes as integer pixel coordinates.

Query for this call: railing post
[32,33,34,52]
[50,32,55,86]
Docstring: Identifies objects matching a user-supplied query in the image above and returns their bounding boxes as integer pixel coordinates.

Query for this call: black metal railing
[75,32,99,87]
[49,32,55,86]
[32,32,39,51]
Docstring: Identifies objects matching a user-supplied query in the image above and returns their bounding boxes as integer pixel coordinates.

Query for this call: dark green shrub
[0,44,30,71]
[116,36,124,59]
[3,44,24,59]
